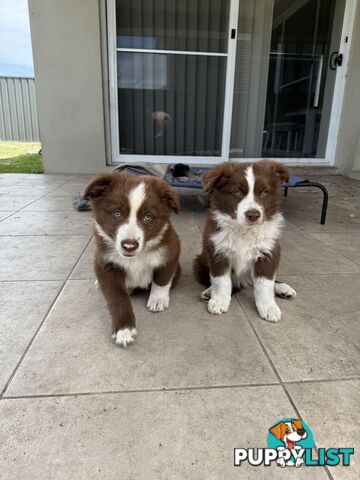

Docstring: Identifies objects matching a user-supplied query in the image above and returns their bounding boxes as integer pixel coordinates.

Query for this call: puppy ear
[257,160,289,183]
[201,163,233,193]
[158,180,180,214]
[84,173,114,200]
[292,419,303,430]
[269,423,283,440]
[271,161,289,182]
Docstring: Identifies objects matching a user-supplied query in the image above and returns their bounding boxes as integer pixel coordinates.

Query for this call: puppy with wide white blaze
[84,171,181,347]
[193,160,296,323]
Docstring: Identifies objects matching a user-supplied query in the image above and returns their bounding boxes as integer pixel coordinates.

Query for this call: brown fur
[85,171,181,342]
[193,161,292,321]
[194,160,287,287]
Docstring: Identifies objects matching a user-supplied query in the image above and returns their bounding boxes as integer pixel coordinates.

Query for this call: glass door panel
[117,52,226,155]
[116,0,229,53]
[230,0,345,160]
[113,0,232,158]
[262,0,343,158]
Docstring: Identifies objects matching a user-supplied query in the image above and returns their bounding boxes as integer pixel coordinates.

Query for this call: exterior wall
[28,0,360,175]
[334,1,360,176]
[28,0,108,173]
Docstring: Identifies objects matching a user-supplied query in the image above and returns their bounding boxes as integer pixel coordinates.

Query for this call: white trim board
[325,0,358,166]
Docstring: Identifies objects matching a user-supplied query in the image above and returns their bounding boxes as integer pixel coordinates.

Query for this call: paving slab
[238,274,360,382]
[0,212,13,222]
[22,195,76,212]
[279,230,360,274]
[283,196,360,232]
[0,174,73,186]
[311,231,360,266]
[5,278,278,396]
[0,196,40,211]
[0,235,90,281]
[0,185,56,196]
[0,386,328,480]
[46,182,91,196]
[0,281,62,392]
[0,211,92,236]
[287,380,360,480]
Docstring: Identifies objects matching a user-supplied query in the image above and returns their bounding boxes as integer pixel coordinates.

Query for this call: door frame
[106,0,357,167]
[106,0,239,165]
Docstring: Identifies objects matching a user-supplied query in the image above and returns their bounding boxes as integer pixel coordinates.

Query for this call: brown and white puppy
[84,172,181,347]
[193,160,296,322]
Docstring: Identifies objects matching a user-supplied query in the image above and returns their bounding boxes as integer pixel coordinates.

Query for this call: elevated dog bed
[74,163,328,225]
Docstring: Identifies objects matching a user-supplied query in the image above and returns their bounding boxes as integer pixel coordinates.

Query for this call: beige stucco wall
[334,2,360,176]
[28,0,109,173]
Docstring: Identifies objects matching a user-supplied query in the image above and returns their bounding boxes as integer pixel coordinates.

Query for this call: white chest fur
[210,212,284,283]
[105,247,167,290]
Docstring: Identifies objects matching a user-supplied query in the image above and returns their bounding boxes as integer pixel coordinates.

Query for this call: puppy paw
[201,287,211,302]
[275,282,297,299]
[146,295,169,312]
[207,297,230,315]
[112,328,137,348]
[258,303,281,323]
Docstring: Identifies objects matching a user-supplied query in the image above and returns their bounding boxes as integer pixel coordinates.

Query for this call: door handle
[313,55,323,108]
[329,51,343,70]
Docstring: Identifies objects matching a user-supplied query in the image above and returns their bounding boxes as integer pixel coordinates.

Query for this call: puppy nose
[245,209,261,222]
[121,239,139,253]
[297,429,305,436]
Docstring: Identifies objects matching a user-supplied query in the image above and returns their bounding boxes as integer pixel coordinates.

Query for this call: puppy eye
[285,428,290,433]
[233,190,243,198]
[112,209,121,219]
[144,214,152,222]
[261,190,270,198]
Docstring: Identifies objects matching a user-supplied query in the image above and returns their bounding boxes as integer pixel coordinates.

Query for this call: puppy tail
[193,254,210,287]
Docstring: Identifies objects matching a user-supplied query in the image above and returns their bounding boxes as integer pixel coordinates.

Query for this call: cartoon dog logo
[269,419,307,467]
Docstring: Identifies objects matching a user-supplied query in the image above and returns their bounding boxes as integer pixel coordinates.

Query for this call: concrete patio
[0,171,359,479]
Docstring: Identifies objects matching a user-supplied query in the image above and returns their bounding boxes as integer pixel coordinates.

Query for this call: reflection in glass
[230,0,341,159]
[117,53,226,156]
[262,0,337,158]
[116,0,230,53]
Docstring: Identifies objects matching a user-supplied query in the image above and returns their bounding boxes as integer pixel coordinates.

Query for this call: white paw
[146,295,169,312]
[275,282,297,299]
[207,297,230,315]
[112,328,137,348]
[258,303,281,323]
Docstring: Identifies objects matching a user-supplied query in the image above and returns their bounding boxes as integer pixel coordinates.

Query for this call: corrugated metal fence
[0,76,40,142]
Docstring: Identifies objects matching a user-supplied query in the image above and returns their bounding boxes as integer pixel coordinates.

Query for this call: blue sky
[0,0,34,77]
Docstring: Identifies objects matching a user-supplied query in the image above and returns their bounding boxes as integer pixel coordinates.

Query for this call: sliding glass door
[108,0,239,163]
[108,0,347,165]
[230,0,345,161]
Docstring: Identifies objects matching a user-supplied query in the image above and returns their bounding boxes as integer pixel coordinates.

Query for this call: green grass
[0,141,43,174]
